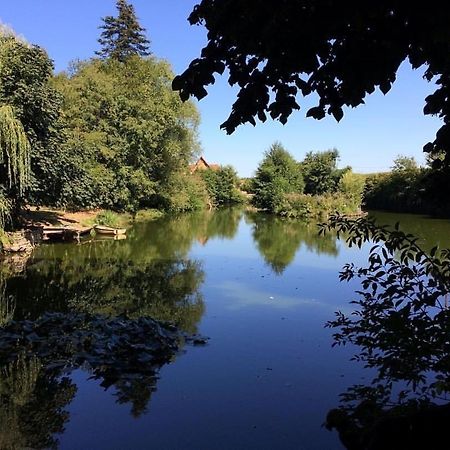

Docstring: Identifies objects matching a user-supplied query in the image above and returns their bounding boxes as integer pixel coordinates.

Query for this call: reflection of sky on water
[217,280,332,311]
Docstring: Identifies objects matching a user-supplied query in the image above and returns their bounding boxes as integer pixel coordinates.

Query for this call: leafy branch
[320,214,450,398]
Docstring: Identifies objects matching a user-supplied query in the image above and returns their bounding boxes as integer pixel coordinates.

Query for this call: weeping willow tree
[0,189,12,230]
[0,105,31,197]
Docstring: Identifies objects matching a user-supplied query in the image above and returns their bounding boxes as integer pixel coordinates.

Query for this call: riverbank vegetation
[363,155,450,216]
[0,1,243,239]
[250,142,364,218]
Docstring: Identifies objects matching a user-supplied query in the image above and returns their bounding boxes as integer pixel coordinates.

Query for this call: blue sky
[1,0,443,177]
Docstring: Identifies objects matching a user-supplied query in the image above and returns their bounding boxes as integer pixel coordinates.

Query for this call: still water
[1,209,450,449]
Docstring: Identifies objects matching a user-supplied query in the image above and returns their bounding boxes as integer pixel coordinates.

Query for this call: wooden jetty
[41,225,93,241]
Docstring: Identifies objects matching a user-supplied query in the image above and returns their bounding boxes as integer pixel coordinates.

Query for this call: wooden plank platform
[41,226,93,241]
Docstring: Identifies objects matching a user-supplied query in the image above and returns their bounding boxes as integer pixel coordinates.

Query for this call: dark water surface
[1,209,450,449]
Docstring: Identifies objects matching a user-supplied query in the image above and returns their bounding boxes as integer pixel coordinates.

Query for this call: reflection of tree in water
[0,311,205,449]
[5,257,205,334]
[129,207,242,256]
[0,268,16,328]
[0,208,241,447]
[0,353,76,450]
[368,210,450,251]
[246,212,338,274]
[31,208,243,264]
[322,216,450,449]
[0,222,209,447]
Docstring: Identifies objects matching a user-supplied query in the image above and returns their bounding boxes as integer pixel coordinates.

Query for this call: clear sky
[1,0,443,177]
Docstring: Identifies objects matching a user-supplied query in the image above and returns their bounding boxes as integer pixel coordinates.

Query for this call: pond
[1,208,450,449]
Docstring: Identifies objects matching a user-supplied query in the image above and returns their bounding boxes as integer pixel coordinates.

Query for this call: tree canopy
[97,0,151,61]
[0,35,62,217]
[252,142,304,211]
[54,56,201,211]
[301,149,348,195]
[173,1,450,167]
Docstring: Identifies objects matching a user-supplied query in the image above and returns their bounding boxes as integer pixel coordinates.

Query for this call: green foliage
[392,155,418,173]
[95,210,119,227]
[0,185,12,230]
[0,105,30,197]
[133,208,164,222]
[158,171,209,212]
[321,214,450,442]
[239,177,254,193]
[174,2,450,169]
[0,35,66,212]
[363,155,427,213]
[97,0,151,62]
[252,144,360,216]
[338,171,365,210]
[54,56,201,211]
[301,148,348,195]
[277,192,361,219]
[201,165,244,207]
[253,142,304,211]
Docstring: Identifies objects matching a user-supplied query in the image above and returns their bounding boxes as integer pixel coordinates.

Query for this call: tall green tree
[54,56,200,211]
[0,35,65,217]
[201,166,243,207]
[97,0,151,62]
[253,142,304,212]
[301,149,348,195]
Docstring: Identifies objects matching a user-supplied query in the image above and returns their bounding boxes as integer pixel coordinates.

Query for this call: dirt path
[20,207,101,227]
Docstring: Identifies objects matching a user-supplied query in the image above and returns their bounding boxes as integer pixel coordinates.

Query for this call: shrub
[301,148,349,195]
[338,171,365,211]
[363,157,425,212]
[277,192,362,219]
[158,172,209,212]
[201,166,244,207]
[95,210,119,227]
[239,177,255,193]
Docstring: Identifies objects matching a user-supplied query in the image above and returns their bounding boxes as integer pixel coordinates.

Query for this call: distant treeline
[363,156,450,216]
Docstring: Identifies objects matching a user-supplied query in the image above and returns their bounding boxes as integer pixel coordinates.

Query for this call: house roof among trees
[189,156,220,172]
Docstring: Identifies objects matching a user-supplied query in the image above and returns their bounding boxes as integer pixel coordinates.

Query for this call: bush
[158,172,209,213]
[277,192,362,219]
[95,210,120,227]
[301,148,349,195]
[363,156,425,213]
[239,177,255,193]
[201,166,244,207]
[338,171,365,211]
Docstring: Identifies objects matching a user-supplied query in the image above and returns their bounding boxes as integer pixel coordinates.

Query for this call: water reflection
[7,258,204,333]
[368,210,450,250]
[325,214,450,449]
[0,353,76,450]
[245,212,338,274]
[2,209,450,449]
[0,310,193,449]
[0,210,226,449]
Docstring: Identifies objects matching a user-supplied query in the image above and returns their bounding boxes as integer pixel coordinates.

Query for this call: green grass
[133,209,164,222]
[94,210,120,227]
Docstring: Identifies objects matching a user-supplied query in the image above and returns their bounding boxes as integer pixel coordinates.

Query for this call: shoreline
[1,206,164,255]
